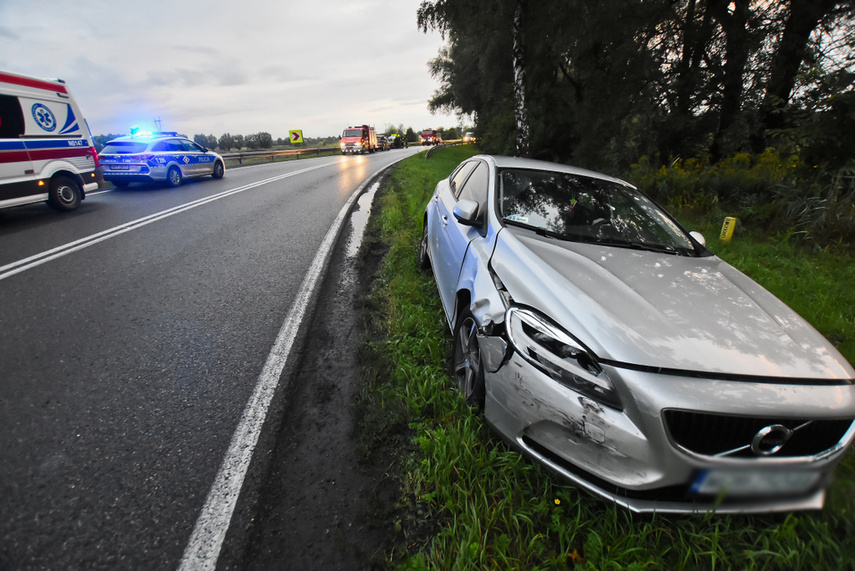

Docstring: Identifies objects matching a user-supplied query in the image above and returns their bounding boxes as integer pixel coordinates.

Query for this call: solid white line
[0,161,342,282]
[177,163,393,571]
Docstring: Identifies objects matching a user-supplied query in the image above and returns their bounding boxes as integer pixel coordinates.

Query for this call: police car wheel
[212,161,225,179]
[167,166,183,187]
[48,176,81,212]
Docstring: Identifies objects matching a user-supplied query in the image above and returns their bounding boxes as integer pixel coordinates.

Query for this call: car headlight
[506,307,622,409]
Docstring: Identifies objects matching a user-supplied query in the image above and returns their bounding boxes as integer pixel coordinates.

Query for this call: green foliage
[628,150,855,250]
[417,0,854,174]
[361,145,855,569]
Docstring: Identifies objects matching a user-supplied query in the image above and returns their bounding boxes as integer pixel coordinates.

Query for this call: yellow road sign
[289,130,304,144]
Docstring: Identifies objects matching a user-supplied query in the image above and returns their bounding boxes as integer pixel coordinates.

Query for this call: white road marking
[177,164,393,570]
[0,161,342,282]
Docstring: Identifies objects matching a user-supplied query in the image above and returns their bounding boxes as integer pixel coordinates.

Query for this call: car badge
[750,424,793,456]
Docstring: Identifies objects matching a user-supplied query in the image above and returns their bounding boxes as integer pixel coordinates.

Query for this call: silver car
[99,132,225,187]
[418,155,855,513]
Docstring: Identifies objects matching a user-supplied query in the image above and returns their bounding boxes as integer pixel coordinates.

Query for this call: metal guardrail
[221,147,337,164]
[424,139,468,159]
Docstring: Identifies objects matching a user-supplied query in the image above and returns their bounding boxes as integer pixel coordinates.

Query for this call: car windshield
[342,129,362,137]
[498,168,698,255]
[100,141,148,154]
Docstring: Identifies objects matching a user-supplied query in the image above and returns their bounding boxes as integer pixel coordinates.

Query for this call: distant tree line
[93,125,471,154]
[418,0,855,173]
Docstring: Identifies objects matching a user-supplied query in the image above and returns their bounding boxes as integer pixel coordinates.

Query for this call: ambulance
[0,70,101,212]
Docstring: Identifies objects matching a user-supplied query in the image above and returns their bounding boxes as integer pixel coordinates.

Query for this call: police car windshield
[101,142,148,154]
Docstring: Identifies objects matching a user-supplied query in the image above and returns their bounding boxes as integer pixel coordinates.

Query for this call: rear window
[100,141,148,154]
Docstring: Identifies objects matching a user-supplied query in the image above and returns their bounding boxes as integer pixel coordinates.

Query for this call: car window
[166,140,185,153]
[458,162,488,205]
[0,95,25,137]
[457,162,490,231]
[450,161,478,197]
[101,141,148,154]
[499,168,697,255]
[151,141,170,152]
[182,140,203,152]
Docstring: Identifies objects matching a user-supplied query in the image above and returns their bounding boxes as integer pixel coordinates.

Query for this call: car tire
[47,176,81,211]
[451,310,486,408]
[167,166,183,187]
[212,160,225,179]
[417,222,431,270]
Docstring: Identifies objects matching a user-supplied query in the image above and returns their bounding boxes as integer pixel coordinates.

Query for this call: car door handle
[441,215,449,226]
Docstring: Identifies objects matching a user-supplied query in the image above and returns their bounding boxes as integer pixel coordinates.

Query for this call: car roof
[474,155,634,187]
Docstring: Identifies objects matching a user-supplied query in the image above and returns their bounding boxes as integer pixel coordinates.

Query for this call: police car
[99,132,225,188]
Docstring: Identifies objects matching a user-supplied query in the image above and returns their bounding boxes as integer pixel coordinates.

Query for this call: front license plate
[111,165,130,170]
[691,469,820,497]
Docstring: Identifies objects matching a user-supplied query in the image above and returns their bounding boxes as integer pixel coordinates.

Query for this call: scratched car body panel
[419,154,855,513]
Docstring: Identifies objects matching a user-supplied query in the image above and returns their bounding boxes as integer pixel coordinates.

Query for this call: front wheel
[47,176,81,211]
[417,222,430,270]
[451,311,486,408]
[167,166,183,187]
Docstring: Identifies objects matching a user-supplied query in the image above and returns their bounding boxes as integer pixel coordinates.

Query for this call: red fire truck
[419,129,442,145]
[339,124,378,154]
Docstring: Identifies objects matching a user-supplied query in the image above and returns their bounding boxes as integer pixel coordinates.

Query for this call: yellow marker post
[720,217,737,243]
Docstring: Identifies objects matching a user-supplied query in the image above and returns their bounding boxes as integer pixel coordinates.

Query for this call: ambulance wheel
[48,176,81,212]
[167,166,183,187]
[212,160,225,179]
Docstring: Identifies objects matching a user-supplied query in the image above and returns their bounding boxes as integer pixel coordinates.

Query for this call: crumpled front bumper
[480,333,855,513]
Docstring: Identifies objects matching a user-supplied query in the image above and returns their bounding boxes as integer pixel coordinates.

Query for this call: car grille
[664,410,854,458]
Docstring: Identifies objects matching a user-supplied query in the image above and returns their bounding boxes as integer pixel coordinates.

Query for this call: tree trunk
[513,0,531,157]
[753,0,839,151]
[709,0,752,161]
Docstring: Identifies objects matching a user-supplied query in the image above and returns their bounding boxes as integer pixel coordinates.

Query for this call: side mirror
[453,199,480,227]
[689,231,706,247]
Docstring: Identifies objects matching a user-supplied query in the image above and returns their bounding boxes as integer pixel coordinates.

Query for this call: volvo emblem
[751,424,793,456]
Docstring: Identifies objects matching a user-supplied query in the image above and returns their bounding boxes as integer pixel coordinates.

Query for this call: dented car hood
[491,228,854,380]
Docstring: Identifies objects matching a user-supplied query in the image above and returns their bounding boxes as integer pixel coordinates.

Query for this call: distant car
[419,154,855,513]
[388,134,406,149]
[99,132,225,188]
[463,131,476,143]
[376,135,390,151]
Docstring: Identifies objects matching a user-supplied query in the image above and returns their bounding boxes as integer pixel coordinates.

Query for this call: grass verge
[355,146,855,569]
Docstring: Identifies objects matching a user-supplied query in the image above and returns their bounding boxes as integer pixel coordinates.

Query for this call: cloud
[0,0,462,138]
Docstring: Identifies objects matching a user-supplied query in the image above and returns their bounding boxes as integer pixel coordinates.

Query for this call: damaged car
[418,155,855,513]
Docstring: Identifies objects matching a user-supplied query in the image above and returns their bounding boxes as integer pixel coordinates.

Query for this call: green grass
[358,146,855,569]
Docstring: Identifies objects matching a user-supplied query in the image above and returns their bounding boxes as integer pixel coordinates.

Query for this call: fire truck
[419,129,442,145]
[339,124,377,154]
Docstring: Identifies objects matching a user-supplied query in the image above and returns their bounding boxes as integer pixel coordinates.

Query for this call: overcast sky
[0,0,461,139]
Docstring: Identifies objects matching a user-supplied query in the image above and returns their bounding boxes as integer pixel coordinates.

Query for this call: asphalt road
[0,148,421,569]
